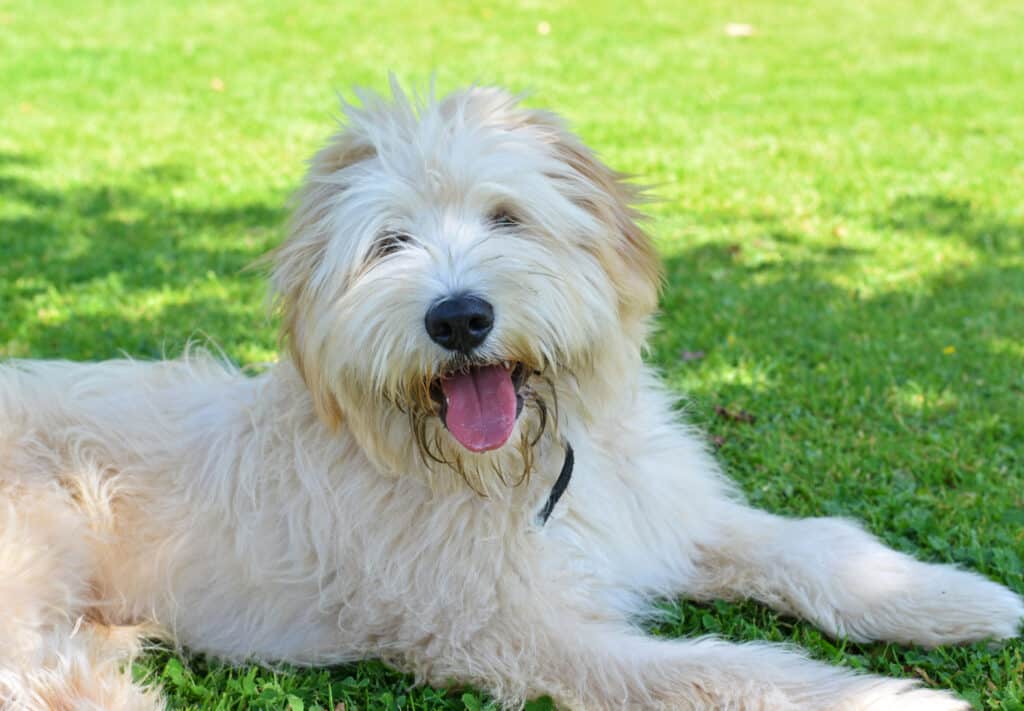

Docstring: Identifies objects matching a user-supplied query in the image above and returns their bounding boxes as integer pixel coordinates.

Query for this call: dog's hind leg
[1,624,163,711]
[0,486,95,669]
[686,502,1024,647]
[0,489,161,709]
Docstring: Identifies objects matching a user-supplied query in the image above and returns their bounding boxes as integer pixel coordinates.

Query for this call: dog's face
[272,84,661,483]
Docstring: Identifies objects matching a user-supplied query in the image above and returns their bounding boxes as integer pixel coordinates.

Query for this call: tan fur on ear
[523,109,663,323]
[559,138,662,321]
[466,95,663,325]
[271,131,376,429]
[417,85,663,322]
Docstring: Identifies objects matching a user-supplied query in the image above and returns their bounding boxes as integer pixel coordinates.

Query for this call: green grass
[2,0,1023,708]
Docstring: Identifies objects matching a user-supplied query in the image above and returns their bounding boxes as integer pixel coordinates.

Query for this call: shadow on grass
[0,156,284,359]
[654,198,1023,547]
[657,191,1023,414]
[0,151,39,168]
[878,193,1024,251]
[658,245,1022,446]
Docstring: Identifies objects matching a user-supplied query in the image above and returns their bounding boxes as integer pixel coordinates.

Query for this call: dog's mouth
[430,361,528,453]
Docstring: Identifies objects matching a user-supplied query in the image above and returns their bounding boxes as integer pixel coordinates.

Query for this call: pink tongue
[440,365,517,452]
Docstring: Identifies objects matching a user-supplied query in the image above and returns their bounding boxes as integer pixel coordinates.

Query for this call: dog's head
[272,81,661,486]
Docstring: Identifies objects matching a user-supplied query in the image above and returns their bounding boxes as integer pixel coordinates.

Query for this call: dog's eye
[372,231,413,259]
[488,209,520,230]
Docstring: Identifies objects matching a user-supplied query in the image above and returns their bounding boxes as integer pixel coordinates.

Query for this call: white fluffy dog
[1,83,1021,710]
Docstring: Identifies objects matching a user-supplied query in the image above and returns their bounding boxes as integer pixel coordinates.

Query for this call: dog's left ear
[525,109,663,324]
[271,129,377,429]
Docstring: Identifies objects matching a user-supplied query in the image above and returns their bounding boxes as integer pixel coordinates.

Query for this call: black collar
[537,441,574,525]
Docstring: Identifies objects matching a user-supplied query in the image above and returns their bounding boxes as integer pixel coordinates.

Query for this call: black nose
[424,294,494,353]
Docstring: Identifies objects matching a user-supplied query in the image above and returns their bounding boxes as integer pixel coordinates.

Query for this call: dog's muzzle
[423,292,529,453]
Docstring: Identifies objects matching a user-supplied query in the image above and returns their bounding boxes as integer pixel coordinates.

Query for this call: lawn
[2,0,1023,708]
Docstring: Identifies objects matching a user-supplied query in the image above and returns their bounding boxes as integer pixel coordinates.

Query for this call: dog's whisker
[519,269,568,283]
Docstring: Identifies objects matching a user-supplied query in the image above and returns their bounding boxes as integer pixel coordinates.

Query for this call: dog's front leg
[411,580,968,709]
[688,503,1024,647]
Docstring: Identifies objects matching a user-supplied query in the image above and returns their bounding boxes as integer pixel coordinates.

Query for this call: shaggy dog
[1,82,1021,710]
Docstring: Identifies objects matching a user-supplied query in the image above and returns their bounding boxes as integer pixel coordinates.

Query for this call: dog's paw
[826,677,969,711]
[834,559,1024,647]
[845,686,969,711]
[729,679,967,711]
[898,566,1024,646]
[968,578,1024,641]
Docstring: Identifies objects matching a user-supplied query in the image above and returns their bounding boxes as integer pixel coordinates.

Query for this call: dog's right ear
[445,87,662,326]
[271,130,376,429]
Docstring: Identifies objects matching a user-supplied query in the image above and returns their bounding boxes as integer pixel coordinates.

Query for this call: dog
[1,81,1021,710]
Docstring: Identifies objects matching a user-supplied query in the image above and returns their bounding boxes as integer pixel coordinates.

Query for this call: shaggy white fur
[1,81,1021,710]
